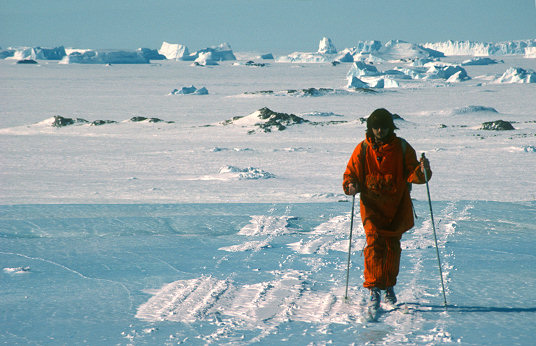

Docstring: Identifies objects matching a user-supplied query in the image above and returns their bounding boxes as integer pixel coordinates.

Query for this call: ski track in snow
[133,203,476,343]
[382,201,469,344]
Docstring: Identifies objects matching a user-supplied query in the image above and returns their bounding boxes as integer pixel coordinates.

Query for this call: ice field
[1,51,536,344]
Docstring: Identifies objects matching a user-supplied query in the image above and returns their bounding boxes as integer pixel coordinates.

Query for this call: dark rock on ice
[453,105,499,114]
[130,116,174,123]
[51,116,89,127]
[245,61,266,67]
[255,107,309,132]
[91,120,118,126]
[17,59,38,64]
[223,107,310,133]
[480,120,515,131]
[301,88,335,96]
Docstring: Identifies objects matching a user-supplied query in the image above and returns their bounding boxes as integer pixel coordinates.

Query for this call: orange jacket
[343,133,431,238]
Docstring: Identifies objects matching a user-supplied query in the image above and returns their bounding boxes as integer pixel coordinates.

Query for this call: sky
[1,0,535,53]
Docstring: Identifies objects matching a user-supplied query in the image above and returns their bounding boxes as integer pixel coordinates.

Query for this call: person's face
[372,127,391,141]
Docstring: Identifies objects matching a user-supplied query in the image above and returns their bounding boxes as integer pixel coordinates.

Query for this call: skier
[342,108,431,310]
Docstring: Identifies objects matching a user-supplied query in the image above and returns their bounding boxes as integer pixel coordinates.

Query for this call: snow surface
[1,46,536,344]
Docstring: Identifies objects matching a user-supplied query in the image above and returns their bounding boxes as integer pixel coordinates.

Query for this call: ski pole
[344,194,356,300]
[422,153,448,308]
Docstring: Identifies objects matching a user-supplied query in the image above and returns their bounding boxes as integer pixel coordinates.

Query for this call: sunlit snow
[1,37,535,344]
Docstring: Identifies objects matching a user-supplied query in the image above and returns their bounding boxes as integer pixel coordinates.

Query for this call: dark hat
[367,108,396,130]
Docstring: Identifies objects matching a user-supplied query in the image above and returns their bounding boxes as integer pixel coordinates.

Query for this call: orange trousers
[363,233,401,290]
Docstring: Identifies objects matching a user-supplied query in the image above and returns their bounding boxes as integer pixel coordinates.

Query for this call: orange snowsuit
[343,133,431,289]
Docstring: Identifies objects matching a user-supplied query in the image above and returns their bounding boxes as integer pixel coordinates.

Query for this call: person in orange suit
[343,108,431,308]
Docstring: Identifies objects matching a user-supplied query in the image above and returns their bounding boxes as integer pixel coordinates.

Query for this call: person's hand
[420,155,430,174]
[347,183,359,195]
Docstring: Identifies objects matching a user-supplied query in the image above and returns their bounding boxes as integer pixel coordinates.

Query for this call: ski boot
[368,287,381,309]
[385,286,397,305]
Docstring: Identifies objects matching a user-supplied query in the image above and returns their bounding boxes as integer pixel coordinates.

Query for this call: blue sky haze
[1,0,535,52]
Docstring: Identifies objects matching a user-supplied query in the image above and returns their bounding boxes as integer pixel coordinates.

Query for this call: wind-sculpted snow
[2,201,535,344]
[136,270,366,328]
[237,215,297,236]
[193,166,275,181]
[451,105,499,114]
[136,276,234,323]
[288,214,365,255]
[220,215,296,252]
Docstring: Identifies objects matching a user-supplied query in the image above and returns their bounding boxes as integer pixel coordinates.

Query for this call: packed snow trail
[1,201,535,344]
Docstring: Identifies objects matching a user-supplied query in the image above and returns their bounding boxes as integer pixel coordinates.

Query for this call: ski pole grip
[421,153,429,182]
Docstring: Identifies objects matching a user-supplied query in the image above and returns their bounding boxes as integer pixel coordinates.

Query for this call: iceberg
[8,46,66,60]
[278,39,442,64]
[194,52,219,65]
[260,53,274,60]
[193,43,236,61]
[354,40,382,54]
[333,48,355,62]
[424,63,469,80]
[158,41,190,60]
[277,52,333,63]
[377,40,444,61]
[170,86,209,95]
[494,67,536,84]
[137,48,165,61]
[0,48,15,59]
[525,47,536,58]
[278,38,340,63]
[461,57,501,66]
[347,76,369,88]
[346,61,381,77]
[59,50,149,64]
[158,42,236,62]
[318,37,337,54]
[368,78,400,88]
[423,39,536,56]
